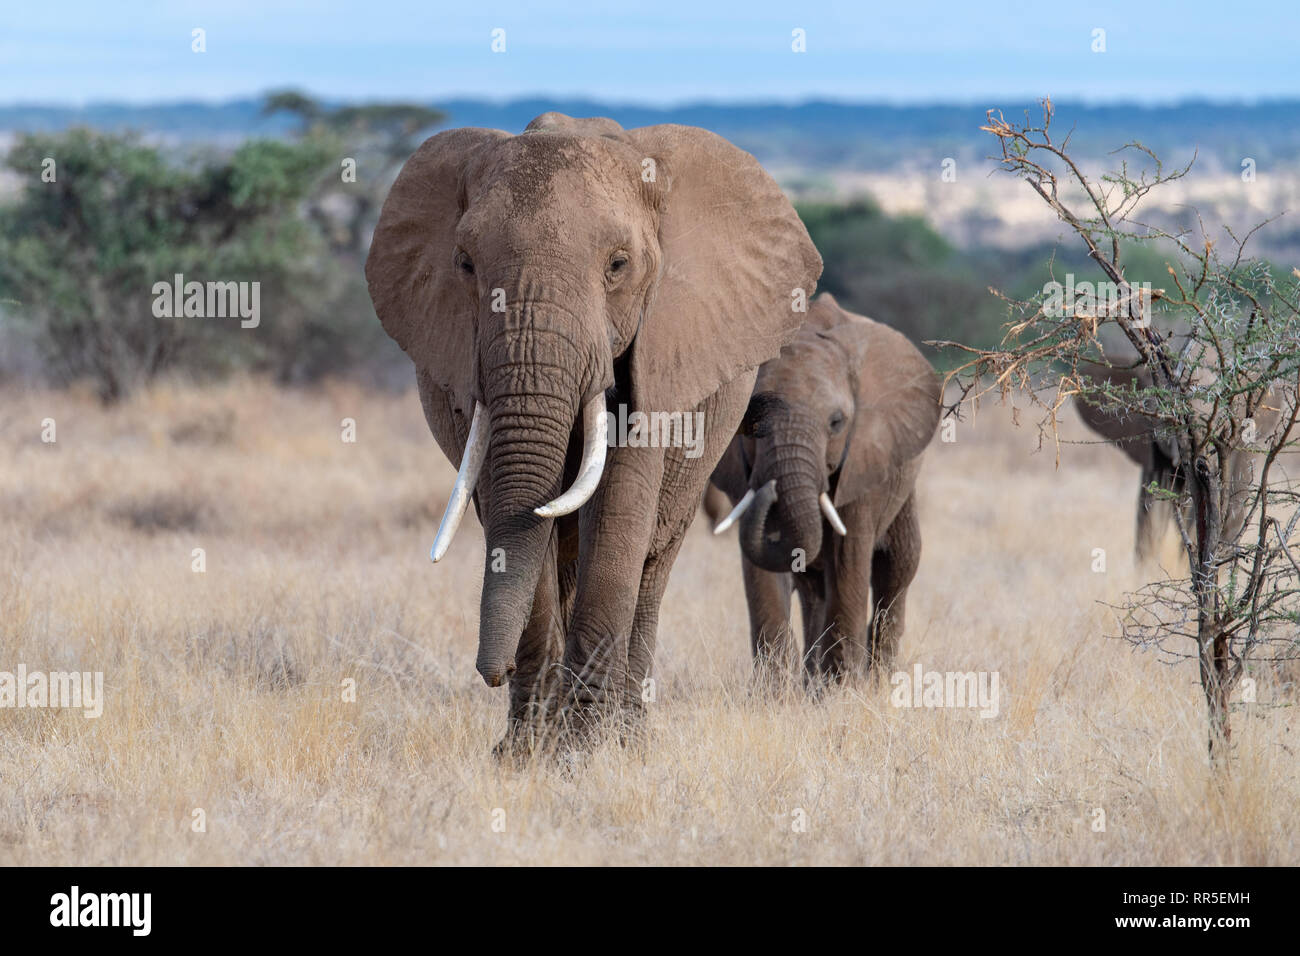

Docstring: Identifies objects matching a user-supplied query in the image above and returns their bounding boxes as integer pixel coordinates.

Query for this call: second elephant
[710,294,941,683]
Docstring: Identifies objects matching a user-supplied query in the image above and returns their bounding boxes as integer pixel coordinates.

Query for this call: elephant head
[366,113,821,686]
[712,294,940,572]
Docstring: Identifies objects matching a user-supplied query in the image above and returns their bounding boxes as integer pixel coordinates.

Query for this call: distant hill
[3,97,1298,172]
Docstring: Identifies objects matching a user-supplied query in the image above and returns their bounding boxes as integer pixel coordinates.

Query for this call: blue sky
[3,0,1298,105]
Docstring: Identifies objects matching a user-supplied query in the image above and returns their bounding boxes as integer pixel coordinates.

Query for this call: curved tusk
[534,395,608,518]
[820,492,847,536]
[712,489,756,535]
[431,403,489,563]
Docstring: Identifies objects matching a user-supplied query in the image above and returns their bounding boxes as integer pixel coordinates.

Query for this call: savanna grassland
[1,379,1296,865]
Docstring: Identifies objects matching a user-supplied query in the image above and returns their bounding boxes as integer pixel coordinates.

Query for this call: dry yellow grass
[1,378,1295,865]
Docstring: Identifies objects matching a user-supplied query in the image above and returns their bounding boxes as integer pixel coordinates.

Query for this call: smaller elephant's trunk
[739,428,827,571]
[738,480,788,571]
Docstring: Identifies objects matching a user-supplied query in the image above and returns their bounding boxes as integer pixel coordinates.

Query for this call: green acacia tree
[0,128,336,400]
[935,100,1300,762]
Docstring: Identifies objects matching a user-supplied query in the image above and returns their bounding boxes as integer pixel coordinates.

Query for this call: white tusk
[712,489,756,535]
[820,492,847,536]
[431,403,489,563]
[534,395,608,518]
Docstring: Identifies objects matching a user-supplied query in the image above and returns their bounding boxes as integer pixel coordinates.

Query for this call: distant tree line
[0,94,1259,398]
[0,93,441,401]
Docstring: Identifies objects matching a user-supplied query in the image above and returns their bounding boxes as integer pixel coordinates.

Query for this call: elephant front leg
[867,494,921,676]
[622,532,688,751]
[741,557,796,693]
[559,449,663,749]
[792,570,827,692]
[822,517,874,683]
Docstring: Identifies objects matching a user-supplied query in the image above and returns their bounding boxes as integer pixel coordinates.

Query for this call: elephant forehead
[758,348,850,410]
[479,134,645,214]
[766,334,844,380]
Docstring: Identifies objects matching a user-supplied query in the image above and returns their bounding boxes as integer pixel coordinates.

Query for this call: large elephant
[366,113,821,753]
[1075,361,1280,560]
[709,294,940,683]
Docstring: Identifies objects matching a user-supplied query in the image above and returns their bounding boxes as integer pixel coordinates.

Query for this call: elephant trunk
[738,480,781,569]
[474,397,571,685]
[473,310,605,687]
[739,431,826,572]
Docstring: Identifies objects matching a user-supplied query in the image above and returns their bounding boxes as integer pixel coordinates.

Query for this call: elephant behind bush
[1075,361,1280,561]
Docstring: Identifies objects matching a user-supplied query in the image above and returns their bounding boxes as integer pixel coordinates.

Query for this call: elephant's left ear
[625,125,822,414]
[833,318,942,508]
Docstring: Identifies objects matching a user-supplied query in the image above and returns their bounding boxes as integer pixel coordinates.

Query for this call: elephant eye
[454,250,475,277]
[829,410,846,433]
[606,252,630,281]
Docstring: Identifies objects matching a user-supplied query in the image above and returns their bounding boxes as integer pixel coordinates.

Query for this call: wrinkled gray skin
[710,295,940,684]
[1075,363,1279,561]
[366,113,821,755]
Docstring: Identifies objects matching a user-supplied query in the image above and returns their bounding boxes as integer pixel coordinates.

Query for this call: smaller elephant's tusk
[431,402,489,563]
[534,395,609,518]
[820,492,847,536]
[712,488,756,535]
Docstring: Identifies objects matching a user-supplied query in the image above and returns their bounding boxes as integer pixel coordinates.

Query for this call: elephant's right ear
[366,127,510,417]
[625,124,822,415]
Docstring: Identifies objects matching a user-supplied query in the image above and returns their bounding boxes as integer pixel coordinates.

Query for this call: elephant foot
[557,691,636,752]
[492,731,540,767]
[547,704,648,768]
[807,665,878,701]
[491,733,528,766]
[492,711,564,765]
[555,702,603,750]
[495,675,565,763]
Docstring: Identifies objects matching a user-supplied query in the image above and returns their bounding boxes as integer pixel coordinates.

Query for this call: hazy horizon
[6,92,1300,110]
[5,0,1298,107]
